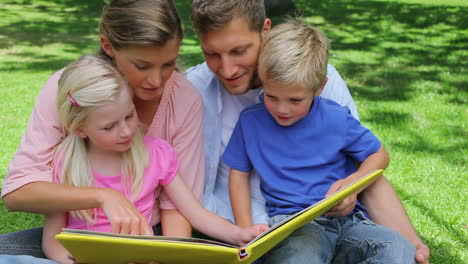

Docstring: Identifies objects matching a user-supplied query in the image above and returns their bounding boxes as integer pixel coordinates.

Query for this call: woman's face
[102,37,180,103]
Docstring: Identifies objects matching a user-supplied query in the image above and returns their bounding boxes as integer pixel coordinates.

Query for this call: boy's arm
[229,168,253,227]
[325,145,389,217]
[360,177,430,264]
[42,212,73,264]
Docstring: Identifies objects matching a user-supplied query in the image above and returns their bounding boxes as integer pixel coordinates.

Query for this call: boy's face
[199,17,271,95]
[262,77,317,127]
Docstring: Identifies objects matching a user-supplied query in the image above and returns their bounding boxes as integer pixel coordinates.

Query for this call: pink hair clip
[68,92,79,107]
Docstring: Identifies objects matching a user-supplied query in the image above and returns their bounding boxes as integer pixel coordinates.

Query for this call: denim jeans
[263,212,416,264]
[0,255,58,264]
[0,227,45,258]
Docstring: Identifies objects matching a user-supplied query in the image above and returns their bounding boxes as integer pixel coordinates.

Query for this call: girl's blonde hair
[56,55,148,223]
[258,19,330,94]
[98,0,183,61]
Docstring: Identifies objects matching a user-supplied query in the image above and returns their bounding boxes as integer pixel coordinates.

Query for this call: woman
[0,0,203,258]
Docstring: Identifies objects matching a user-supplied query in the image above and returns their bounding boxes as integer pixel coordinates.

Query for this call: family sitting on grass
[0,1,429,264]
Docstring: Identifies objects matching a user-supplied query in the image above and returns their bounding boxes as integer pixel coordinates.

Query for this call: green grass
[0,0,466,263]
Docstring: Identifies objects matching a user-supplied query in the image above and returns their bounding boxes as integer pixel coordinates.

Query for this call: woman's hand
[98,188,154,235]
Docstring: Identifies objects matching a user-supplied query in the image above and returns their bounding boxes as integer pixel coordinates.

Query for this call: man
[186,1,430,263]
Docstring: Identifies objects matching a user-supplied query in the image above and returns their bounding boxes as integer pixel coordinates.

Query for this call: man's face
[199,18,270,95]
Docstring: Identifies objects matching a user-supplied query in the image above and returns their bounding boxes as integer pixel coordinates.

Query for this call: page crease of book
[60,228,237,248]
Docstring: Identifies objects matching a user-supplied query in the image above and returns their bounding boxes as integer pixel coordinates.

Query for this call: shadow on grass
[294,0,467,103]
[395,185,467,263]
[0,1,105,71]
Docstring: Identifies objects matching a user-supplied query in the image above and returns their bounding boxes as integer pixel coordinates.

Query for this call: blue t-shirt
[222,96,381,217]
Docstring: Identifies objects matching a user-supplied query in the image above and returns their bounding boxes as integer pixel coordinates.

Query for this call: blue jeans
[0,255,58,264]
[263,212,416,264]
[0,227,45,258]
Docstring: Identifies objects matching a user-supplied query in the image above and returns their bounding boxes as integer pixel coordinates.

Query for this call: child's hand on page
[234,224,269,246]
[324,178,357,217]
[99,188,154,235]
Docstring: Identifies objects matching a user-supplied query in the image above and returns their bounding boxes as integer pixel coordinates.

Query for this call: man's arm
[229,168,253,227]
[360,176,430,264]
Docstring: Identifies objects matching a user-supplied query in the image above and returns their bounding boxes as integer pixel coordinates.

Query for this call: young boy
[222,20,417,264]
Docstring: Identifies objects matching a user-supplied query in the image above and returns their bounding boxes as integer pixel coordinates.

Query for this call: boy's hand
[234,224,270,246]
[324,178,357,217]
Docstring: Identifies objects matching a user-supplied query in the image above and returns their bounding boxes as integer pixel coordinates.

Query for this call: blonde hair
[56,55,148,223]
[98,0,183,61]
[191,0,266,34]
[258,20,330,93]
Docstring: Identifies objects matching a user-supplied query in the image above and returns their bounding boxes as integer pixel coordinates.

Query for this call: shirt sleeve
[321,64,360,120]
[151,138,179,186]
[2,70,65,197]
[343,113,381,162]
[159,76,205,210]
[222,117,252,172]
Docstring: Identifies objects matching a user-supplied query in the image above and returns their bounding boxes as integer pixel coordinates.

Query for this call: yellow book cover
[56,169,383,264]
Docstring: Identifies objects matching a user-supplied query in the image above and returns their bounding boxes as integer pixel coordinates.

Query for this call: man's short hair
[191,0,266,34]
[258,20,330,93]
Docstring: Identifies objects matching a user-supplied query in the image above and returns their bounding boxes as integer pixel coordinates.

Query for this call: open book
[56,169,383,264]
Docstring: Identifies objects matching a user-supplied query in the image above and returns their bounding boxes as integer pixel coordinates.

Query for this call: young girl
[42,55,268,264]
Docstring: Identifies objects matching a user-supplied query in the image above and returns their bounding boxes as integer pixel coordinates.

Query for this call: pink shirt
[2,70,204,225]
[58,136,178,232]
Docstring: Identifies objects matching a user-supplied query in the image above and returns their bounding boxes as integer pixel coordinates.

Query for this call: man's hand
[324,178,357,217]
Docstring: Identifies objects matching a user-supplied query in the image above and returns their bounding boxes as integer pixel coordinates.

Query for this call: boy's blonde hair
[258,20,330,93]
[56,55,148,223]
[98,0,183,61]
[191,0,266,34]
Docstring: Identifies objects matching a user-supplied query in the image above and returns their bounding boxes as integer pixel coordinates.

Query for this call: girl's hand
[324,178,357,217]
[98,188,154,235]
[233,224,270,246]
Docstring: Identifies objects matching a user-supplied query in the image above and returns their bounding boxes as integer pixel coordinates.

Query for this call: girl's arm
[229,168,253,227]
[325,145,389,217]
[164,174,268,246]
[42,212,73,264]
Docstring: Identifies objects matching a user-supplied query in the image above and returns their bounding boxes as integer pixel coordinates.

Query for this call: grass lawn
[0,0,466,263]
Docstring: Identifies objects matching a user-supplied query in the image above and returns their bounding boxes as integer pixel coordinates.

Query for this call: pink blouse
[2,70,204,226]
[59,136,178,232]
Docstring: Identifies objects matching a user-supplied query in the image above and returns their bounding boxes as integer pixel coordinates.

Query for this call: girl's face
[101,37,180,103]
[77,87,139,154]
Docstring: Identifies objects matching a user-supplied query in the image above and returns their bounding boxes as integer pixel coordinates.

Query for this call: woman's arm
[4,183,153,235]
